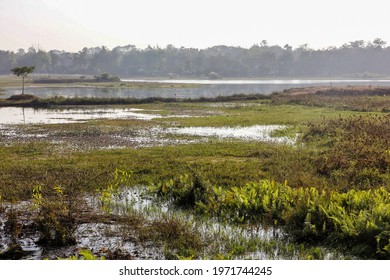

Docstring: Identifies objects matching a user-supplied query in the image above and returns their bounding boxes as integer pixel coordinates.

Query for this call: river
[2,79,390,99]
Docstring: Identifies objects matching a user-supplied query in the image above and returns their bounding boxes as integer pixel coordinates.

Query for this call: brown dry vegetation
[272,86,390,112]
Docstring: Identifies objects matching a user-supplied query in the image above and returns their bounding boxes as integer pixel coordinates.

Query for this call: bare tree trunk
[22,77,25,95]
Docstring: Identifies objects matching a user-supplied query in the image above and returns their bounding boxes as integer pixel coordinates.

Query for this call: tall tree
[10,66,35,95]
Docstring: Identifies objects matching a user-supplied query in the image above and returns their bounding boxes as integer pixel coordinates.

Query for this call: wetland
[0,77,389,260]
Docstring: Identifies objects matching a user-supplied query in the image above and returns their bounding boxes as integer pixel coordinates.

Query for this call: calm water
[2,79,390,99]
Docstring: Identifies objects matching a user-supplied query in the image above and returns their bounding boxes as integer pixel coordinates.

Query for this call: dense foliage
[152,175,390,259]
[1,39,390,77]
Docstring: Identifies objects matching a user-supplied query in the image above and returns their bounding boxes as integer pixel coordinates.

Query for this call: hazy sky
[0,0,389,52]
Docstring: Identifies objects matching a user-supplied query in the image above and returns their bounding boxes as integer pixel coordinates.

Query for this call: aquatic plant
[59,249,105,260]
[98,169,133,213]
[152,176,390,259]
[149,173,210,208]
[141,214,205,259]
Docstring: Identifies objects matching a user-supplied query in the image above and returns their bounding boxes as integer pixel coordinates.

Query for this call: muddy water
[89,186,350,260]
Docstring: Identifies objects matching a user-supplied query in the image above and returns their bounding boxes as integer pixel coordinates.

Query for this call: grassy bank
[0,93,267,107]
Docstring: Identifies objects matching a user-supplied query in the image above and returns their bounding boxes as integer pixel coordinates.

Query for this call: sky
[0,0,389,52]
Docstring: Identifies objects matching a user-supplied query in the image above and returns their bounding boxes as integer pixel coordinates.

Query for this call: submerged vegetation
[0,84,390,259]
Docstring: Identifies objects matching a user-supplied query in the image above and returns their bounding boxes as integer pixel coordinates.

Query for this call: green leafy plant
[152,176,390,258]
[149,173,211,209]
[59,249,105,260]
[98,169,132,213]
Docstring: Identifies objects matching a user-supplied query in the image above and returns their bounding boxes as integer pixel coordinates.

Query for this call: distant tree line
[1,39,389,78]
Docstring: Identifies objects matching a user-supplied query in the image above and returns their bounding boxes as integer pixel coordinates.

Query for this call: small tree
[10,66,35,95]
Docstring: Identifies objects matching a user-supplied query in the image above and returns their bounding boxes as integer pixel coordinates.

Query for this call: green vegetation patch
[151,176,390,259]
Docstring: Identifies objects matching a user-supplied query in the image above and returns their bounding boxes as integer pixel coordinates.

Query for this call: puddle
[0,107,164,125]
[165,125,296,144]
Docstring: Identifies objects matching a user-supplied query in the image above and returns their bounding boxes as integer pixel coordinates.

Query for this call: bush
[94,73,120,82]
[7,94,37,101]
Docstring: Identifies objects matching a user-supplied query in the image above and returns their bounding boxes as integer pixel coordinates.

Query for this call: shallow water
[165,125,296,144]
[0,106,296,149]
[0,107,163,125]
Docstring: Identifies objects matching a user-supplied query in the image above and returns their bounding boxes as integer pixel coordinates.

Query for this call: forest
[0,39,389,78]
